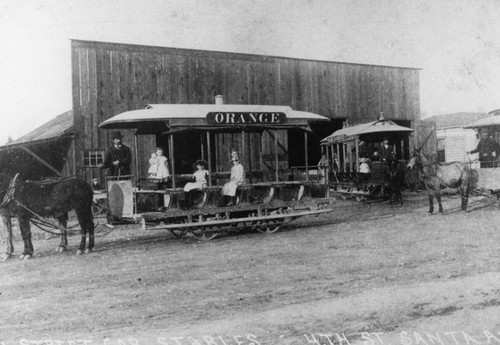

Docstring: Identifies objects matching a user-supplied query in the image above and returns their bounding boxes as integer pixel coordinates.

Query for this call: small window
[437,138,445,163]
[83,150,105,167]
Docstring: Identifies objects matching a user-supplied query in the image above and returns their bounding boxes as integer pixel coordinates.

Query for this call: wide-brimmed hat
[111,131,123,139]
[193,159,208,169]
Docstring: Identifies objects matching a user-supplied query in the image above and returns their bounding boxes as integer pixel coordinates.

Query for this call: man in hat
[98,131,132,179]
[379,138,393,162]
[467,131,500,168]
[221,151,245,206]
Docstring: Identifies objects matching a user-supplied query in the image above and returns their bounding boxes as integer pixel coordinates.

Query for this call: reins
[0,174,81,235]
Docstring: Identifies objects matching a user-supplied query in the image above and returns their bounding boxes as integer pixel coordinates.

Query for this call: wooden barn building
[69,40,425,184]
[0,40,428,182]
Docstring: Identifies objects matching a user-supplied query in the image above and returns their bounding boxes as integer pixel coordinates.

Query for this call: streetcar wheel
[256,221,283,234]
[170,229,183,238]
[190,227,218,241]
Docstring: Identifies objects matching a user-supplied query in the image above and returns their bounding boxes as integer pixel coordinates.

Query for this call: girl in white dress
[184,160,209,192]
[222,151,245,206]
[183,160,209,209]
[148,147,170,180]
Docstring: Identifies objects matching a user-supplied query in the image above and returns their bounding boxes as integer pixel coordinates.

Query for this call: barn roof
[0,110,74,150]
[72,39,422,71]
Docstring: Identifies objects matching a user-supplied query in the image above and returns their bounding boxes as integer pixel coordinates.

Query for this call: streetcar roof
[99,104,329,133]
[464,115,500,129]
[321,119,413,144]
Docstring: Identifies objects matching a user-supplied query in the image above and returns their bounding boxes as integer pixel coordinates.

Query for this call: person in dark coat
[379,138,393,162]
[467,131,500,168]
[98,131,132,179]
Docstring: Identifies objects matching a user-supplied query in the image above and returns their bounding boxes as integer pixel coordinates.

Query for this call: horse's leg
[76,207,94,255]
[426,184,434,213]
[461,180,470,212]
[18,216,33,259]
[1,214,13,260]
[397,184,403,207]
[56,213,68,252]
[87,216,95,254]
[436,189,444,213]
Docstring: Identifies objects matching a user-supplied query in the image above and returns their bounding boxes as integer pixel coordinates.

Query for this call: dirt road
[1,193,500,345]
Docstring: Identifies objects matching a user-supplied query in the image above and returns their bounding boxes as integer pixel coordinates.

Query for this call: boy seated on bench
[183,159,209,208]
[221,151,245,206]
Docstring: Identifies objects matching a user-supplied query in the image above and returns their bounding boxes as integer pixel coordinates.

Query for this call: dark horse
[386,158,405,207]
[407,150,471,213]
[0,174,95,260]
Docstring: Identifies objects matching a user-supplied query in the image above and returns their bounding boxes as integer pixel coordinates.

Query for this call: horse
[0,173,95,260]
[386,158,405,207]
[407,150,471,214]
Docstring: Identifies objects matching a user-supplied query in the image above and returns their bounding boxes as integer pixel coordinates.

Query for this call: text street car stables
[98,97,334,241]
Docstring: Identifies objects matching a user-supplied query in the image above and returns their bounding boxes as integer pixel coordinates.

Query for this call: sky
[0,0,500,144]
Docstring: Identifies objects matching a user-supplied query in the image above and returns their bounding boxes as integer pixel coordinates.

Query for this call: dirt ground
[2,192,500,345]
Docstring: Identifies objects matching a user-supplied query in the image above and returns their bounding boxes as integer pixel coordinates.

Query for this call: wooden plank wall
[72,40,420,181]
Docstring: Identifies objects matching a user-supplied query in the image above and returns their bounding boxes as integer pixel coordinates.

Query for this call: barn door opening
[288,119,343,167]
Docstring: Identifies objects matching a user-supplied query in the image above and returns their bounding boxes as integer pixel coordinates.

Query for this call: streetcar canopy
[320,119,413,144]
[99,104,330,134]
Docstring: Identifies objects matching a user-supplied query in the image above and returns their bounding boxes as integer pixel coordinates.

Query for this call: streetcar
[98,99,333,240]
[320,115,414,200]
[464,113,500,194]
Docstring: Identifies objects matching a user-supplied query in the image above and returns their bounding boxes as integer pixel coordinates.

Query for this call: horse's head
[407,149,422,170]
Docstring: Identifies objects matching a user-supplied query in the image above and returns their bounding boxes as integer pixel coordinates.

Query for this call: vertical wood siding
[72,40,420,180]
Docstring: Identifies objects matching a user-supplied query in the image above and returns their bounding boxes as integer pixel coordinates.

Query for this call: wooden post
[304,131,309,181]
[242,129,248,183]
[206,131,212,187]
[275,130,279,182]
[169,135,176,188]
[200,133,205,160]
[214,134,219,173]
[72,138,77,177]
[343,144,347,172]
[355,138,359,172]
[134,132,139,180]
[336,143,340,169]
[241,130,245,165]
[348,142,352,172]
[259,131,264,172]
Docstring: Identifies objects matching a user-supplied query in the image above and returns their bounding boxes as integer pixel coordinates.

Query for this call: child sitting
[183,160,209,208]
[359,157,371,182]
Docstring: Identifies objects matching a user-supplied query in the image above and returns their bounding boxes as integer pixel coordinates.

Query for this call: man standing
[98,131,132,179]
[379,138,393,162]
[467,131,500,168]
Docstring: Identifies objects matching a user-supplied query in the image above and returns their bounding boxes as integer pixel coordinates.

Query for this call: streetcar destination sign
[206,112,286,125]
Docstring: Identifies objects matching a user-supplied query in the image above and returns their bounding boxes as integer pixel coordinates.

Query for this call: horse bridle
[0,173,19,208]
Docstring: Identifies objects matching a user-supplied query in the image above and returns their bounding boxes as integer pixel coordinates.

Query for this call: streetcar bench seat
[273,182,305,202]
[237,183,274,204]
[135,189,170,213]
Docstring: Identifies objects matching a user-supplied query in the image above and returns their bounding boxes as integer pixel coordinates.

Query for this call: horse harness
[0,174,80,235]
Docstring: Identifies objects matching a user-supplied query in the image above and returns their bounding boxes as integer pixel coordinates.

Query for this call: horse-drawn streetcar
[98,99,333,240]
[320,115,413,202]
